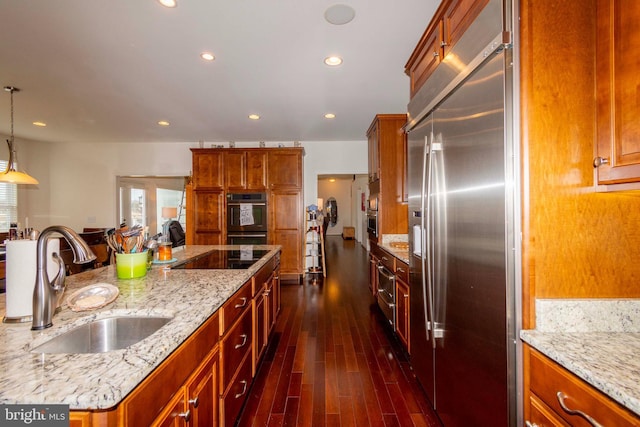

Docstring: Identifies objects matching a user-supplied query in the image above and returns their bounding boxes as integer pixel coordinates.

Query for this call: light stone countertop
[0,245,280,410]
[379,234,409,264]
[520,299,640,416]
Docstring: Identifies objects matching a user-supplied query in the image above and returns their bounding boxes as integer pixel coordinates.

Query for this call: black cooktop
[172,249,270,270]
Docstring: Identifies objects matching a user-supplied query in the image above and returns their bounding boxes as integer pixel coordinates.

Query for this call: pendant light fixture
[1,86,38,185]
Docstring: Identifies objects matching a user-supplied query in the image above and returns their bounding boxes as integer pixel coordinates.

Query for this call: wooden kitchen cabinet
[405,0,489,98]
[224,150,267,191]
[525,345,640,426]
[270,189,303,281]
[121,312,220,427]
[267,148,303,189]
[367,115,408,242]
[150,348,218,427]
[189,147,304,280]
[192,190,224,245]
[395,260,410,353]
[594,0,640,186]
[193,151,224,190]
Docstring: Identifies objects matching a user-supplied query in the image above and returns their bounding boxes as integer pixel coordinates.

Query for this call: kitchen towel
[5,238,60,320]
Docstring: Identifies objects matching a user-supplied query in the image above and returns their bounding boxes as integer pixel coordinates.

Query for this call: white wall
[302,141,368,207]
[17,138,369,234]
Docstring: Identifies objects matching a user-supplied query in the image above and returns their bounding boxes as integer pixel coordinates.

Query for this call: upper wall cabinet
[193,151,224,190]
[225,150,267,191]
[267,149,303,189]
[405,0,489,98]
[595,0,640,186]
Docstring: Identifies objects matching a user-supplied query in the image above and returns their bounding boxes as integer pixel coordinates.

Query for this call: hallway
[238,236,441,427]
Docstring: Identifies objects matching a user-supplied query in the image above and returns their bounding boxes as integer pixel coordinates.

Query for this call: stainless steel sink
[31,316,172,354]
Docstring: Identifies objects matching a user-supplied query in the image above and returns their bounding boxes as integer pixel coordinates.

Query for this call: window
[0,160,17,231]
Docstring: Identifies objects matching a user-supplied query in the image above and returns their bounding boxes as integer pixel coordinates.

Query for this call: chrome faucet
[31,225,97,330]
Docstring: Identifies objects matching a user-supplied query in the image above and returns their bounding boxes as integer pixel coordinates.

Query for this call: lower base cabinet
[69,253,282,427]
[525,345,640,426]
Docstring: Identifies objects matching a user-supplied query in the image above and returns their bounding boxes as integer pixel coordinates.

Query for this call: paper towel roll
[5,238,61,320]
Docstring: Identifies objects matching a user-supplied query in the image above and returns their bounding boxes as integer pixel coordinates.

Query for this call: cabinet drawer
[221,351,253,427]
[395,260,409,283]
[220,280,252,333]
[252,258,274,297]
[529,348,639,426]
[529,394,569,426]
[378,250,395,272]
[221,307,253,390]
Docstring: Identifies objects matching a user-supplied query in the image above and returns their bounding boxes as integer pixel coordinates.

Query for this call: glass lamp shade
[0,169,39,185]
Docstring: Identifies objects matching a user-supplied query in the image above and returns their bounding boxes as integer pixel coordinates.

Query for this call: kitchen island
[0,244,281,425]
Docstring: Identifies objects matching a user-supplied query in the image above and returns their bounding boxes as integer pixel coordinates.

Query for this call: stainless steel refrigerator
[406,1,519,425]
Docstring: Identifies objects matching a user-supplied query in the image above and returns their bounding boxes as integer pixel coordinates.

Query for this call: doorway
[317,174,368,244]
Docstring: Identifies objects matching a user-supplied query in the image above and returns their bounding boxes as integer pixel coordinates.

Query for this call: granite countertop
[378,234,409,264]
[0,245,280,410]
[520,299,640,416]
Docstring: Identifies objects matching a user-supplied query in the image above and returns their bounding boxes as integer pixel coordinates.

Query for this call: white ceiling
[0,1,438,144]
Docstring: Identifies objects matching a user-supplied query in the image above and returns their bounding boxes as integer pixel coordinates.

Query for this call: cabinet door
[186,349,218,427]
[267,149,302,189]
[194,191,224,233]
[151,390,188,427]
[246,151,267,190]
[595,0,640,185]
[193,151,224,189]
[368,120,380,182]
[395,278,410,352]
[369,253,378,297]
[253,286,266,374]
[406,20,443,99]
[443,0,489,57]
[270,190,302,279]
[225,151,246,191]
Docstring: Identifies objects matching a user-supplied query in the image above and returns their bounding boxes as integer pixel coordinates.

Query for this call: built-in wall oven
[377,263,396,329]
[367,181,379,239]
[227,193,268,245]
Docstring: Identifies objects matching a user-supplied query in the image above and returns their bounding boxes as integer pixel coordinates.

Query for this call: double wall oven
[227,192,268,245]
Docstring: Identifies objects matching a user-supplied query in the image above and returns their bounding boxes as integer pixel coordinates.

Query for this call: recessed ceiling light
[324,113,336,119]
[324,4,356,25]
[157,0,177,8]
[158,120,170,126]
[200,52,215,61]
[324,56,343,66]
[248,114,260,120]
[32,121,47,127]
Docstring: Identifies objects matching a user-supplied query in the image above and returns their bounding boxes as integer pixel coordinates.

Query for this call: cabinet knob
[593,156,609,168]
[524,422,539,427]
[432,50,439,58]
[177,410,191,422]
[188,396,200,408]
[556,391,604,427]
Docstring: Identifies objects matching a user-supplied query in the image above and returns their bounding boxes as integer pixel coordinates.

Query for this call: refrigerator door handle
[424,133,438,348]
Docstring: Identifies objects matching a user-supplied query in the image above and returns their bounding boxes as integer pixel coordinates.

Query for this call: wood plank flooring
[238,237,441,427]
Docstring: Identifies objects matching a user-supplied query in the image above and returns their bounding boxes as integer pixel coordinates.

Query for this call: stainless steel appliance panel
[407,4,518,422]
[227,193,268,233]
[376,263,396,329]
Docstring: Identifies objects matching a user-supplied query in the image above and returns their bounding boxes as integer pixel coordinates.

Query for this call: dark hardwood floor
[238,236,442,427]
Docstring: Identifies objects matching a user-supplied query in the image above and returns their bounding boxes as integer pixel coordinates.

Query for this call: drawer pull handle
[556,391,603,427]
[234,297,248,308]
[235,380,248,399]
[235,333,248,349]
[177,410,191,422]
[188,396,199,408]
